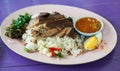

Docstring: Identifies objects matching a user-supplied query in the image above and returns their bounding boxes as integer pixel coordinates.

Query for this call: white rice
[22,29,84,57]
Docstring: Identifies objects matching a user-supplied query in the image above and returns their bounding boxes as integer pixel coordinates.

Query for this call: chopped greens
[24,47,30,53]
[56,52,64,58]
[5,13,31,38]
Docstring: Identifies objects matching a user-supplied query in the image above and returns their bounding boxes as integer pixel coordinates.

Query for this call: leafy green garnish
[24,48,30,53]
[5,13,31,38]
[10,13,31,29]
[56,52,64,58]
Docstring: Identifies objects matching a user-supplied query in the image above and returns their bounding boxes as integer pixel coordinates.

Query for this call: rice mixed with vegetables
[22,30,85,58]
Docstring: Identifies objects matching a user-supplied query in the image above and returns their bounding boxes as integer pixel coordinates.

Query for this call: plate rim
[0,4,118,65]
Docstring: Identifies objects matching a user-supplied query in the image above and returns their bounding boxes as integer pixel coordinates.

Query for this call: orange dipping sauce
[75,17,101,33]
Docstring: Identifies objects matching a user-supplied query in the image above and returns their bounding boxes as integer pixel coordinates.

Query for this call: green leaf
[56,52,64,58]
[5,13,31,38]
[24,48,30,53]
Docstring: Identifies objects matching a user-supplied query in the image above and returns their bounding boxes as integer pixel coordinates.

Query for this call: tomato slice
[51,51,56,57]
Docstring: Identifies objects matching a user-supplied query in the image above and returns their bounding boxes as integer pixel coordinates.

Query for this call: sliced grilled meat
[27,12,77,38]
[41,28,62,37]
[65,28,78,38]
[55,27,77,38]
[38,12,66,24]
[46,17,73,28]
[55,28,67,37]
[39,12,50,18]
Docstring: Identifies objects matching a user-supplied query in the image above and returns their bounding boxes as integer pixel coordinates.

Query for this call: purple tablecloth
[0,0,120,71]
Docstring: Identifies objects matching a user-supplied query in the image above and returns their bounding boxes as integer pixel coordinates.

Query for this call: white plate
[0,4,117,65]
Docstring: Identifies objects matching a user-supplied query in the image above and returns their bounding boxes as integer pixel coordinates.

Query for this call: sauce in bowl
[75,17,101,33]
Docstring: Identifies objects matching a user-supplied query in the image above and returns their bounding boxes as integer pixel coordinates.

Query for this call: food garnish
[84,32,102,50]
[49,47,63,58]
[5,13,31,38]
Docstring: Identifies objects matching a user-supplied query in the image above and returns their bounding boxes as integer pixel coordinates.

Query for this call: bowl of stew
[73,16,104,36]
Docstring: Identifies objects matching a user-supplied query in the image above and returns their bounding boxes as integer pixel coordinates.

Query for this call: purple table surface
[0,0,120,71]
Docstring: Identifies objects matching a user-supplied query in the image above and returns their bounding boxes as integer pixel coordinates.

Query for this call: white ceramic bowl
[73,16,104,36]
